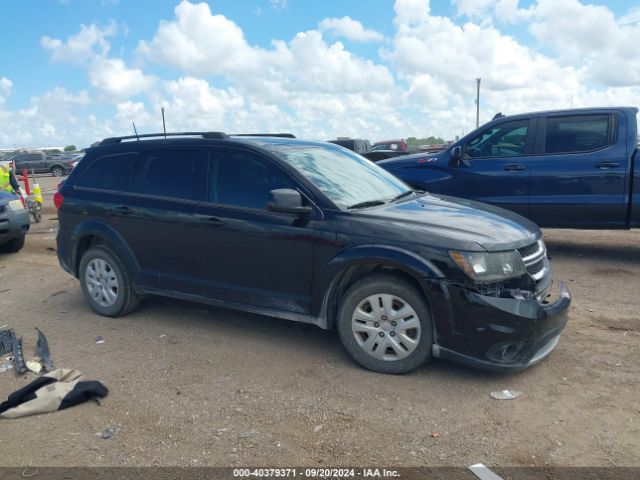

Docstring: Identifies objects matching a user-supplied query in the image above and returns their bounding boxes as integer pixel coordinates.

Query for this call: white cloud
[41,22,116,65]
[0,77,12,103]
[89,57,157,98]
[319,16,384,42]
[619,7,640,25]
[270,0,287,10]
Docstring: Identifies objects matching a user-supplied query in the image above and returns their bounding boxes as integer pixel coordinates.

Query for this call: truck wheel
[51,166,65,177]
[337,274,432,374]
[0,235,26,253]
[79,246,140,317]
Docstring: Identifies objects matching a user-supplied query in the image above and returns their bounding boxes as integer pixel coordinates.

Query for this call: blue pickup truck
[380,107,639,228]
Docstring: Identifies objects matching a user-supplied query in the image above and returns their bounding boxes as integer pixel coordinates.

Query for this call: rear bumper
[0,203,30,244]
[431,281,571,372]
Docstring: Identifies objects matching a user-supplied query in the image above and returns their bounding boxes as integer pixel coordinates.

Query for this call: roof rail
[99,131,229,145]
[232,133,296,138]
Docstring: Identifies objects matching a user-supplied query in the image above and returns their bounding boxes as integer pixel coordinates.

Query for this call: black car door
[194,147,316,314]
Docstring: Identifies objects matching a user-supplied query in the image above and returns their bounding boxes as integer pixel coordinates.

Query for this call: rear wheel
[337,274,432,374]
[51,166,65,177]
[0,235,25,253]
[79,246,140,317]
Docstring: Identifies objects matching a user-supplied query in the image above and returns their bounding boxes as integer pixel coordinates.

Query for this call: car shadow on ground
[130,295,511,383]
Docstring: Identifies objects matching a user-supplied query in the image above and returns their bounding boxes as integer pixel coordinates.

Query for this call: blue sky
[0,0,639,148]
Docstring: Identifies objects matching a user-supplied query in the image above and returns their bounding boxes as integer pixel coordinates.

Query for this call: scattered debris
[431,432,441,438]
[468,463,504,480]
[159,334,167,338]
[490,390,522,400]
[239,430,257,438]
[97,424,120,439]
[0,328,16,356]
[95,336,105,344]
[313,424,324,433]
[26,359,43,374]
[11,337,27,374]
[35,327,54,372]
[0,362,13,373]
[0,369,108,419]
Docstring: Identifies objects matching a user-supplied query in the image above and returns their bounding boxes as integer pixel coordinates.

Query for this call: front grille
[0,205,5,214]
[527,258,545,276]
[518,240,548,281]
[517,242,539,259]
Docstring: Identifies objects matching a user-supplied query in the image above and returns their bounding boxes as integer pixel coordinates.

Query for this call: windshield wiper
[389,190,415,203]
[347,200,387,210]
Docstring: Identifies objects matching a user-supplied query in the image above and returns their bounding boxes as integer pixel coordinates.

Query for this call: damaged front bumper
[430,281,571,372]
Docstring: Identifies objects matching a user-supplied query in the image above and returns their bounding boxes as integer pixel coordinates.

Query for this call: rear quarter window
[544,114,614,154]
[76,152,136,190]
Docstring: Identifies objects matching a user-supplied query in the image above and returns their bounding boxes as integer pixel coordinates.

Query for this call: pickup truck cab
[9,152,72,177]
[380,107,639,229]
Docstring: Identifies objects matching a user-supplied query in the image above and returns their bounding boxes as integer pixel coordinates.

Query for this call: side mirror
[267,189,312,216]
[449,146,462,167]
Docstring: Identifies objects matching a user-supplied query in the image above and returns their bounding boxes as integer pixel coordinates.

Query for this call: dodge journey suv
[56,132,570,374]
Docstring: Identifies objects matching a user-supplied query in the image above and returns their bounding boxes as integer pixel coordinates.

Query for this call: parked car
[328,138,371,154]
[0,191,29,253]
[362,150,412,162]
[56,132,570,374]
[9,151,73,177]
[380,107,640,229]
[371,139,409,152]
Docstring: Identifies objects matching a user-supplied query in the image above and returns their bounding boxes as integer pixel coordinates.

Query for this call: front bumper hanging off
[431,281,571,372]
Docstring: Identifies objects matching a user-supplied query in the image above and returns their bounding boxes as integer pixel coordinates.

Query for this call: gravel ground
[0,175,638,468]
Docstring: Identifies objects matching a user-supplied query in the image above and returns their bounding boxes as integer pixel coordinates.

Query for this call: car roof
[84,135,338,157]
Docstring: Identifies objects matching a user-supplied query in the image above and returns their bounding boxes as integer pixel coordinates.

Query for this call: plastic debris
[26,359,43,374]
[240,430,257,438]
[35,328,54,372]
[468,463,504,480]
[0,363,14,373]
[0,329,16,356]
[431,432,441,438]
[490,390,522,400]
[313,424,324,433]
[95,336,105,344]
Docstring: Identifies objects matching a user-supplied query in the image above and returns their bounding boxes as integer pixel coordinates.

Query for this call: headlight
[8,199,24,211]
[449,250,526,282]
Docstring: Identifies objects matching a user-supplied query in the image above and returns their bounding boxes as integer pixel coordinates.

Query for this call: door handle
[110,206,131,216]
[595,162,620,169]
[198,216,225,227]
[504,164,526,171]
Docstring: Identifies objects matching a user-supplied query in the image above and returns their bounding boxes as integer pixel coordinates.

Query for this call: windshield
[274,144,409,209]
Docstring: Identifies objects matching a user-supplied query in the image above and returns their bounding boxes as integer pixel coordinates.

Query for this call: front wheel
[337,274,433,374]
[51,166,65,177]
[79,246,140,317]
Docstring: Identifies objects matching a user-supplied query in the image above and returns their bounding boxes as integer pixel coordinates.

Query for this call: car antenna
[132,122,140,141]
[161,107,167,139]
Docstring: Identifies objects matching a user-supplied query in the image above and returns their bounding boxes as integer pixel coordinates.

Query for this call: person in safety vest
[0,163,22,196]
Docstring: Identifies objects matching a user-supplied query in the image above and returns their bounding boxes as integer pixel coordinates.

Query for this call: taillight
[53,191,64,209]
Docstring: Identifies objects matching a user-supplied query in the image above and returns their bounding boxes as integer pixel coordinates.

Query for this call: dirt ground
[0,175,638,468]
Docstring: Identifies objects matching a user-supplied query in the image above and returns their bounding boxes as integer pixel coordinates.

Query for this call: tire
[51,166,65,177]
[79,246,140,317]
[337,274,432,374]
[0,235,26,253]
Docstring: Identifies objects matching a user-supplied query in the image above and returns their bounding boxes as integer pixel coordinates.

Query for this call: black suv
[56,132,570,374]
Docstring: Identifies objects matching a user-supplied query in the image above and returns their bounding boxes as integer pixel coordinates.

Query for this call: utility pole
[475,78,481,128]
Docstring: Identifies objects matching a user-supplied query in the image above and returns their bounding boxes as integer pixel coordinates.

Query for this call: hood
[353,193,540,252]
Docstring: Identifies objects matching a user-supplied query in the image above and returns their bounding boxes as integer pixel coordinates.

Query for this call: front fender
[312,244,444,325]
[69,220,141,284]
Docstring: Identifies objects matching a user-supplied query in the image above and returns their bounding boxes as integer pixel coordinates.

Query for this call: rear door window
[544,114,613,154]
[209,150,296,209]
[76,153,136,191]
[131,150,208,201]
